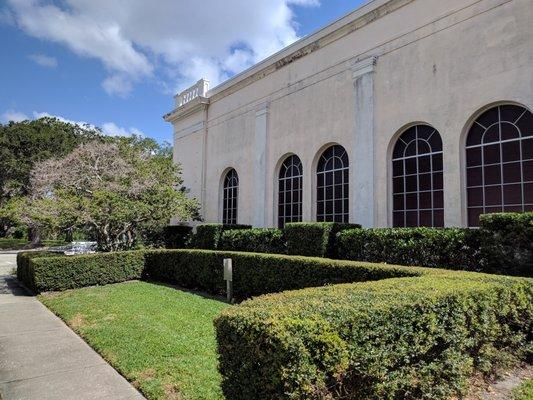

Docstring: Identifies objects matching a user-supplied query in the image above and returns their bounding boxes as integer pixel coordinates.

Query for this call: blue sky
[0,0,365,143]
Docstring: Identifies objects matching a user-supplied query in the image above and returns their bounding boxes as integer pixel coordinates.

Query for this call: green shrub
[218,228,286,254]
[189,224,251,249]
[16,251,62,289]
[215,273,533,400]
[19,251,145,293]
[163,225,193,248]
[337,227,482,270]
[143,249,420,300]
[285,222,361,257]
[479,212,533,276]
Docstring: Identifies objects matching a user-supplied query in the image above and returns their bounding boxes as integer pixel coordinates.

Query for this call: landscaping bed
[40,280,228,400]
[23,249,532,399]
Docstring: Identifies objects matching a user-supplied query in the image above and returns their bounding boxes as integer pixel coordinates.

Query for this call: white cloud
[1,109,29,123]
[28,53,58,68]
[101,122,145,137]
[6,0,320,96]
[2,109,143,137]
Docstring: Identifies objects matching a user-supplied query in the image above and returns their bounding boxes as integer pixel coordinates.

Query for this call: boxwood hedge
[17,251,145,292]
[285,222,361,257]
[218,228,286,254]
[215,272,532,399]
[188,223,251,249]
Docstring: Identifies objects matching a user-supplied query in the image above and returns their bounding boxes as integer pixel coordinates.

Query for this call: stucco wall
[171,0,533,227]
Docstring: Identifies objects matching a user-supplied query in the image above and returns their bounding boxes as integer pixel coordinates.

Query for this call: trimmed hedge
[17,251,145,292]
[215,273,533,399]
[189,224,251,249]
[285,222,361,257]
[162,225,193,249]
[218,228,286,254]
[479,212,532,276]
[337,227,482,271]
[144,249,420,300]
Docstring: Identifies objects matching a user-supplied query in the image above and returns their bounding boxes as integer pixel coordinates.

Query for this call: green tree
[0,117,99,238]
[15,137,199,251]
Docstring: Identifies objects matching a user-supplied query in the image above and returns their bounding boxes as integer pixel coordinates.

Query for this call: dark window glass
[466,105,533,226]
[317,145,349,222]
[391,125,444,227]
[222,169,239,225]
[278,155,303,227]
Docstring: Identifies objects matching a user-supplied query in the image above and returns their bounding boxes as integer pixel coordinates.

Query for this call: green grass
[40,281,229,400]
[512,378,533,400]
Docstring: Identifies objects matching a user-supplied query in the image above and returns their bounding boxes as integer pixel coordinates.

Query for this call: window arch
[222,169,239,225]
[278,155,303,227]
[392,125,444,227]
[465,104,533,226]
[316,145,349,222]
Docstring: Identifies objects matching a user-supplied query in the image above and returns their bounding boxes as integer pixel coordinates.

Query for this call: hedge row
[185,213,532,276]
[17,251,145,292]
[218,228,286,254]
[215,273,533,399]
[144,249,420,300]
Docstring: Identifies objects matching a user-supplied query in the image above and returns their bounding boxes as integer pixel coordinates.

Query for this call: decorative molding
[174,121,205,140]
[163,96,209,123]
[351,56,377,79]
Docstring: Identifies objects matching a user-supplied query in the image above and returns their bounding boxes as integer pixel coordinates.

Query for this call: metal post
[223,258,233,302]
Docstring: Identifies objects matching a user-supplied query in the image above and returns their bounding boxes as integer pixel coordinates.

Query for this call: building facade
[165,0,533,228]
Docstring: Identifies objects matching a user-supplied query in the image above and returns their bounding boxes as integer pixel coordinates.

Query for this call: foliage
[218,228,286,254]
[8,137,200,251]
[0,117,99,237]
[188,224,251,249]
[337,227,482,270]
[144,250,419,300]
[0,238,65,250]
[215,273,533,400]
[479,212,533,276]
[285,222,361,257]
[17,251,145,292]
[512,378,533,400]
[40,281,228,400]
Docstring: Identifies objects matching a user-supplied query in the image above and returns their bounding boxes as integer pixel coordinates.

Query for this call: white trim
[174,121,205,140]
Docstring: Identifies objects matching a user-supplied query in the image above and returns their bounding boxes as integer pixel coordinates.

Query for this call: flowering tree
[17,137,199,251]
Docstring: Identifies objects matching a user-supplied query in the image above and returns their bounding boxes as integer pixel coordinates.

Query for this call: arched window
[278,155,303,227]
[317,145,349,222]
[466,104,533,226]
[392,125,444,227]
[222,169,239,225]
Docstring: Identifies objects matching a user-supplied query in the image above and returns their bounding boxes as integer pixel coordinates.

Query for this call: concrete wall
[170,0,533,227]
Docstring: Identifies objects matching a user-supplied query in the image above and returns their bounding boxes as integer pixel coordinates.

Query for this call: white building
[165,0,533,228]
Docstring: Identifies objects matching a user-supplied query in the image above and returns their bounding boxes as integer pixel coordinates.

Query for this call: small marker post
[223,258,233,302]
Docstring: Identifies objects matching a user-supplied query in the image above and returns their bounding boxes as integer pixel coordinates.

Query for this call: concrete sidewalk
[0,252,145,400]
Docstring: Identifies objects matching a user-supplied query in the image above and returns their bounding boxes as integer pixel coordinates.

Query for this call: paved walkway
[0,252,145,400]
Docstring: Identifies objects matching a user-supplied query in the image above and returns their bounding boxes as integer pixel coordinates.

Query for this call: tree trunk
[65,228,73,243]
[29,226,42,247]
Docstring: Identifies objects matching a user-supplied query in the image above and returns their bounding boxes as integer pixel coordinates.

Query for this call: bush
[18,251,145,292]
[479,212,533,276]
[215,273,533,399]
[143,249,420,300]
[285,222,361,257]
[337,227,482,271]
[189,224,251,249]
[163,225,193,248]
[218,228,286,254]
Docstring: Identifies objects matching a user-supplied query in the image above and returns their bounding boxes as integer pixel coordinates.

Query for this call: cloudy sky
[1,0,365,142]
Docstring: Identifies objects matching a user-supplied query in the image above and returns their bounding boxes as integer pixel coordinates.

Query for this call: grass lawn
[512,378,533,400]
[40,281,229,400]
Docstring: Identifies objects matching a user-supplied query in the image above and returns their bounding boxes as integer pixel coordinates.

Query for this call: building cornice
[163,96,209,123]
